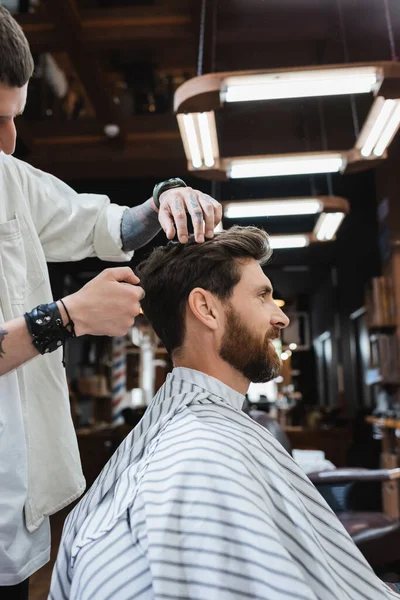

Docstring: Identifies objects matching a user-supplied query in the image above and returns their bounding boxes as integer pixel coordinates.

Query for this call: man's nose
[271,308,290,329]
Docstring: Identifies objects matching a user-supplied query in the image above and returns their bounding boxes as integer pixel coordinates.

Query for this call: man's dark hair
[0,6,34,87]
[137,226,272,355]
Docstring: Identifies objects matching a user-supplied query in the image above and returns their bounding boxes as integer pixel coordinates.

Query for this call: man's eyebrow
[255,284,273,295]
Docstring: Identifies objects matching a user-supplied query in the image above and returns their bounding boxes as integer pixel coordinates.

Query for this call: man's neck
[174,348,250,396]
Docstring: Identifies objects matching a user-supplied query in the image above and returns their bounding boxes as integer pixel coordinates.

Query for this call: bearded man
[50,226,398,600]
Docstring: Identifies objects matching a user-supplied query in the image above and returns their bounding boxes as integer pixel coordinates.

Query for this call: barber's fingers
[197,192,222,238]
[101,267,140,285]
[157,187,223,243]
[183,190,205,243]
[158,195,187,242]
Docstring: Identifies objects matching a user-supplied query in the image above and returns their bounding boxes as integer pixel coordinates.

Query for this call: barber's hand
[61,267,144,337]
[157,187,222,244]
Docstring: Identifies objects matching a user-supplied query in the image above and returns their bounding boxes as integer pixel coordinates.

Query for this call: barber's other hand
[61,267,144,337]
[157,187,222,244]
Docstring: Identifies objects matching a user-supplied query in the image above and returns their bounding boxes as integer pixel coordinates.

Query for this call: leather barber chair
[308,468,400,571]
[248,411,400,571]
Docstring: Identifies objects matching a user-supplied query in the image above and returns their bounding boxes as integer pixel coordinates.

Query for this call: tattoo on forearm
[121,201,160,252]
[0,328,8,358]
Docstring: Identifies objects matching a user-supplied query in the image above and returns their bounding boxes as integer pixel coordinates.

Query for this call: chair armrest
[308,468,400,484]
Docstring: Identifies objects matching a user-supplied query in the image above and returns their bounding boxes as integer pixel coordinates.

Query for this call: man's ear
[188,288,219,331]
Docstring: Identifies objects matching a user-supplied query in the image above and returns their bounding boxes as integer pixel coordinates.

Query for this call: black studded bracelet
[24,301,76,367]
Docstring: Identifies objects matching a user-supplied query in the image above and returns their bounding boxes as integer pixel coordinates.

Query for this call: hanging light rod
[174,62,400,179]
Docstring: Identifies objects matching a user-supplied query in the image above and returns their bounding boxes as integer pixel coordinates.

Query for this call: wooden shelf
[368,323,397,332]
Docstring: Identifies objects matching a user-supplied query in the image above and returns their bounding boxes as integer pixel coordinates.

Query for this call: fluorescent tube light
[224,198,323,219]
[198,112,216,167]
[177,111,219,169]
[180,114,202,168]
[373,102,400,157]
[269,235,310,249]
[229,153,344,179]
[314,212,345,241]
[360,98,395,157]
[357,97,400,158]
[222,67,379,103]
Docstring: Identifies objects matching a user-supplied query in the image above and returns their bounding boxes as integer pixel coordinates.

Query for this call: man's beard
[219,304,282,383]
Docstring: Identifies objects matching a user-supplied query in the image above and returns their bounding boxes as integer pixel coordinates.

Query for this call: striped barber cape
[50,367,398,600]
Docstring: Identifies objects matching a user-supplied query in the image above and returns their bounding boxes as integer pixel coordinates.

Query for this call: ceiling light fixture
[224,198,323,219]
[228,153,345,179]
[175,62,400,179]
[224,196,348,220]
[314,212,345,241]
[221,66,380,103]
[356,97,400,158]
[177,111,219,170]
[374,102,400,156]
[222,197,349,248]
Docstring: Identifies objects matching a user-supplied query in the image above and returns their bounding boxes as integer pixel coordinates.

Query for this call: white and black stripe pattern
[50,368,398,600]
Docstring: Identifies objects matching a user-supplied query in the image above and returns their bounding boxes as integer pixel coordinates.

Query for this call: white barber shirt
[0,153,132,585]
[51,367,397,600]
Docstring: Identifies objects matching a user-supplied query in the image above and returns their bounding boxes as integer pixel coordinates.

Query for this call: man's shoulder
[153,404,248,464]
[1,152,17,177]
[0,154,32,189]
[1,154,48,183]
[1,153,24,172]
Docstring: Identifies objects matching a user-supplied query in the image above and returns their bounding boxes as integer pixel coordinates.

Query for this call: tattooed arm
[121,199,161,252]
[121,189,223,250]
[0,300,74,375]
[0,265,146,376]
[0,318,40,376]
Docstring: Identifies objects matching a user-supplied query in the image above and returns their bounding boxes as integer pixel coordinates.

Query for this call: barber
[0,6,222,597]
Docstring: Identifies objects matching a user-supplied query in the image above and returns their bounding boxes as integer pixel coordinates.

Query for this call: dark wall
[310,169,381,414]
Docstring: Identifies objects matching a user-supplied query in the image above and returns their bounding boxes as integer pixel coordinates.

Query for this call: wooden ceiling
[14,0,400,181]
